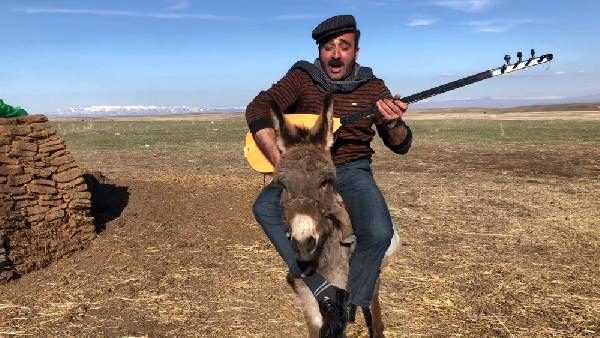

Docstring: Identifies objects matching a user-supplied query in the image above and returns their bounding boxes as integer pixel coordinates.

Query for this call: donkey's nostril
[306,236,317,253]
[291,238,300,252]
[291,237,317,255]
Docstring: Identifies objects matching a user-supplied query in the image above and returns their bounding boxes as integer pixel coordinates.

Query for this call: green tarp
[0,99,28,118]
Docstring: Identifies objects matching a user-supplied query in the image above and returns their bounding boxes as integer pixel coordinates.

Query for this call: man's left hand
[375,94,407,124]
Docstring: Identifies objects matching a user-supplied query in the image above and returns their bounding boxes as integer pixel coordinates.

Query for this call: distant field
[54,117,600,151]
[53,119,248,150]
[1,113,598,337]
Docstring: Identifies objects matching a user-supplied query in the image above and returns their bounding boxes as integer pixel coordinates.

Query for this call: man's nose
[332,47,340,58]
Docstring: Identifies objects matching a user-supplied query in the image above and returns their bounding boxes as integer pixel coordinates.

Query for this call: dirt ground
[1,112,599,337]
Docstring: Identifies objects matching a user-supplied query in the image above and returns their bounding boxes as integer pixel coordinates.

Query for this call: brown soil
[1,116,599,337]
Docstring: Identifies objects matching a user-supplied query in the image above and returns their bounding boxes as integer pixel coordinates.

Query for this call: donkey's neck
[316,229,351,289]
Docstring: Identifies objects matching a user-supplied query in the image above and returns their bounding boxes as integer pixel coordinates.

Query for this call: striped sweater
[245,68,412,165]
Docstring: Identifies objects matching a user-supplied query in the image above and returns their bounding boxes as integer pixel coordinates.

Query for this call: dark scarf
[288,59,375,93]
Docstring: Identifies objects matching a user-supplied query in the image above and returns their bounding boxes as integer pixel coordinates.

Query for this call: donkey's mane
[286,125,313,144]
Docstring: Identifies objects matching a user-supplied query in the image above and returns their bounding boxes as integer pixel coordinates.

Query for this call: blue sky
[2,0,599,113]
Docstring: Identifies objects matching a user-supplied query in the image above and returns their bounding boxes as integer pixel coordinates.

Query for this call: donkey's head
[271,95,339,262]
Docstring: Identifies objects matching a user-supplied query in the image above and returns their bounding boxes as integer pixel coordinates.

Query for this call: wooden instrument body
[244,114,341,174]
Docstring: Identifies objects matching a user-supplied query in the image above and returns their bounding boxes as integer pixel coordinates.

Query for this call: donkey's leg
[367,227,398,337]
[292,279,322,338]
[369,278,385,338]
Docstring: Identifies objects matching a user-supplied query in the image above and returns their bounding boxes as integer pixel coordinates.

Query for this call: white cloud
[407,18,436,26]
[148,13,234,20]
[169,0,191,11]
[19,8,138,16]
[270,14,321,21]
[465,19,531,33]
[434,0,492,12]
[15,7,236,20]
[551,70,588,76]
[478,26,506,32]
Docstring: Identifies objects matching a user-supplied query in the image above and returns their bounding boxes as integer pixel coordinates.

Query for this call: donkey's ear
[270,101,297,153]
[310,94,335,151]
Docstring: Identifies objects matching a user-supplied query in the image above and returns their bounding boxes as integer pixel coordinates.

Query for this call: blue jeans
[252,159,394,307]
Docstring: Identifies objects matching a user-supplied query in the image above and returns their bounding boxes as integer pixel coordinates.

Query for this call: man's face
[318,32,359,81]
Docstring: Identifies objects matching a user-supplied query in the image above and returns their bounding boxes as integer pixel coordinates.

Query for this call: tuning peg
[517,51,523,63]
[504,54,511,65]
[530,49,535,59]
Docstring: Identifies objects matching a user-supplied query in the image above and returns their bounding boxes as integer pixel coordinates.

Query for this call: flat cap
[312,15,359,44]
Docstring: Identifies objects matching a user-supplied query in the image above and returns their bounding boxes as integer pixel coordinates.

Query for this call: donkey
[270,95,400,338]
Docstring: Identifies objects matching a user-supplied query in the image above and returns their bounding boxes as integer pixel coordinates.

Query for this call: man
[246,14,412,327]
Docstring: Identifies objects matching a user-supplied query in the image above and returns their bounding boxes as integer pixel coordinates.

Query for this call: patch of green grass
[51,118,600,151]
[52,119,248,150]
[409,120,600,144]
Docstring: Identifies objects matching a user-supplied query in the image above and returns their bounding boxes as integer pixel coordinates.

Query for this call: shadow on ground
[83,171,129,233]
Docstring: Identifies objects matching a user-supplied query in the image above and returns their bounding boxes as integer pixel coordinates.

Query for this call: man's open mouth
[328,61,344,75]
[329,66,343,73]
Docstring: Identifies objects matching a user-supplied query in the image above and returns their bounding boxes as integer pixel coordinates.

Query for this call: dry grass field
[1,108,599,337]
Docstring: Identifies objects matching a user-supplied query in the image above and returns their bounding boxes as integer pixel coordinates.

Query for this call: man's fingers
[377,100,395,119]
[395,100,408,111]
[384,99,404,115]
[377,98,408,123]
[378,101,395,121]
[393,93,408,111]
[375,95,408,124]
[380,100,396,120]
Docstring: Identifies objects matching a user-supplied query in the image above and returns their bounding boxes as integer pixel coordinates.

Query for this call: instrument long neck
[340,53,553,126]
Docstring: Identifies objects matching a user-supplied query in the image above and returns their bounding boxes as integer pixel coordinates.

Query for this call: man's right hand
[253,128,281,167]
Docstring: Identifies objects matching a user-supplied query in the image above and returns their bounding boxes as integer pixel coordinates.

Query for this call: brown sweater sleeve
[245,69,305,133]
[374,80,413,154]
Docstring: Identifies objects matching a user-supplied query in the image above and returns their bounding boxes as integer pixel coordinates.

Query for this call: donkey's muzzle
[291,236,317,261]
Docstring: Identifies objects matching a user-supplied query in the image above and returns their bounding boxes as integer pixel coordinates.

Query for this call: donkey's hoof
[318,288,350,337]
[348,304,357,323]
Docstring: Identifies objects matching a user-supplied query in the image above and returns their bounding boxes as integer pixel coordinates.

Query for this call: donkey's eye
[320,179,333,189]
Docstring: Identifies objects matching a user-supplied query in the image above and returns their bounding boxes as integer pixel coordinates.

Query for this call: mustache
[328,60,344,67]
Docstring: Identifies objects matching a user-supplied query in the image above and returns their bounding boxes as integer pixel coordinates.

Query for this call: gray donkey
[270,95,400,338]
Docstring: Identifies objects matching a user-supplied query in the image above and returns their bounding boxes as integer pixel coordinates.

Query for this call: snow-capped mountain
[47,105,245,117]
[46,93,600,117]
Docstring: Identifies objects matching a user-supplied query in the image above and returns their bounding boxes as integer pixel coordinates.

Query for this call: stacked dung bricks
[0,115,95,282]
